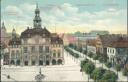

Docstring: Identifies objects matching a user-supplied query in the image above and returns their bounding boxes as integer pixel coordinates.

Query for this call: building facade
[86,39,97,54]
[8,4,64,66]
[107,38,128,67]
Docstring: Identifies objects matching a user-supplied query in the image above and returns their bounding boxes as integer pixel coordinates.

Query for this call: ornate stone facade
[8,4,64,66]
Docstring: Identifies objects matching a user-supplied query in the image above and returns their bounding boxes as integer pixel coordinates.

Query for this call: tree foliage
[105,61,112,68]
[83,62,95,74]
[123,68,128,76]
[115,64,121,71]
[101,70,117,82]
[91,67,106,80]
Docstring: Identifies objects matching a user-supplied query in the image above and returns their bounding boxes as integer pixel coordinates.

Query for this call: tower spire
[1,22,6,31]
[36,3,38,9]
[33,3,42,28]
[12,28,16,39]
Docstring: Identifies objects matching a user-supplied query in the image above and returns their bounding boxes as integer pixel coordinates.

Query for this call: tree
[101,70,117,82]
[115,64,121,71]
[98,56,104,63]
[93,54,99,60]
[88,52,93,58]
[80,59,89,68]
[83,50,87,54]
[78,47,83,52]
[105,61,112,68]
[75,53,79,58]
[115,64,121,77]
[91,67,106,81]
[69,43,74,48]
[83,62,95,75]
[123,68,128,76]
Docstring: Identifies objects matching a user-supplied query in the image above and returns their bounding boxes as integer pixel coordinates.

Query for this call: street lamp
[35,67,45,82]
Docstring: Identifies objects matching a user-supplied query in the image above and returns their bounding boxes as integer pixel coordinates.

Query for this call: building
[107,37,128,67]
[63,34,77,46]
[0,22,10,46]
[8,4,64,66]
[86,39,97,54]
[89,30,109,36]
[8,28,21,65]
[96,34,121,57]
[0,22,10,65]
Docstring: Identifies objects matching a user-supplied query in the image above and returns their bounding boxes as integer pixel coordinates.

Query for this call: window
[113,50,114,54]
[45,46,49,53]
[53,53,56,57]
[11,50,15,59]
[39,46,43,53]
[24,47,28,53]
[16,50,19,58]
[53,50,56,57]
[31,46,35,52]
[58,50,61,57]
[32,61,35,65]
[58,53,60,57]
[108,49,109,53]
[46,55,49,59]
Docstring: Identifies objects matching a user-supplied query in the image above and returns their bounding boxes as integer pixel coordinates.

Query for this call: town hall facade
[8,4,64,66]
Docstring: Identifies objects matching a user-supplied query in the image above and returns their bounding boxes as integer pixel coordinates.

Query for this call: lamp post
[35,67,45,82]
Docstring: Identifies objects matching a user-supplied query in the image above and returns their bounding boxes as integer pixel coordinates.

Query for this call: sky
[1,0,127,34]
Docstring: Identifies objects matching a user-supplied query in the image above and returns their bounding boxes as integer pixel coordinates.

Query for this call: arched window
[58,50,61,57]
[52,59,56,65]
[53,53,56,57]
[57,59,62,65]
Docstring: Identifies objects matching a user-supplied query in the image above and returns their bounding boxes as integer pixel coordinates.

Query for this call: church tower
[12,28,16,39]
[33,3,42,28]
[1,22,6,31]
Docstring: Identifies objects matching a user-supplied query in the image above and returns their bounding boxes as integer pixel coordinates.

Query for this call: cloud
[2,3,127,34]
[5,5,23,16]
[20,3,36,12]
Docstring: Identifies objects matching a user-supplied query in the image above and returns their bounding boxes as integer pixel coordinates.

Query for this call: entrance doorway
[46,61,49,65]
[39,60,43,65]
[52,59,56,65]
[24,61,28,66]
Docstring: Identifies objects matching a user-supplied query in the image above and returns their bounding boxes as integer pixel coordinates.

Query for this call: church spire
[33,3,42,28]
[1,22,6,31]
[12,28,16,39]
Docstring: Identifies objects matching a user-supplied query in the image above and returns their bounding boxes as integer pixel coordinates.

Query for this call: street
[1,50,92,81]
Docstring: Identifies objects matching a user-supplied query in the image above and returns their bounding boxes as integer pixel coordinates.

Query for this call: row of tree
[68,43,128,77]
[81,59,118,82]
[87,52,128,77]
[64,46,79,58]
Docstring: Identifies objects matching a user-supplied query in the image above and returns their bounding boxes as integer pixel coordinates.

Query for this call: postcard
[1,0,127,82]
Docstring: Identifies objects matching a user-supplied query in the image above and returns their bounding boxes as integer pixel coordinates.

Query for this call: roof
[98,34,124,47]
[86,39,96,46]
[21,27,51,38]
[20,27,63,44]
[51,36,63,44]
[8,37,21,45]
[108,39,128,48]
[98,34,128,48]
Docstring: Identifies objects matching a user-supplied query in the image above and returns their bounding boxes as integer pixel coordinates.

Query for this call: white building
[107,38,128,66]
